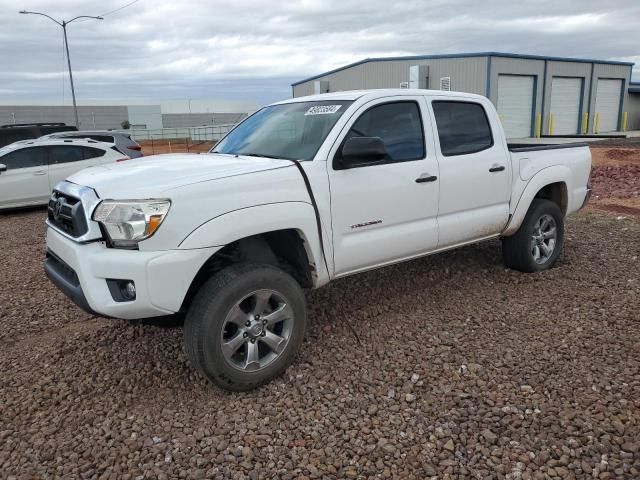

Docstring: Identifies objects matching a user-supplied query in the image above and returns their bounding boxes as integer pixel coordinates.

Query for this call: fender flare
[178,202,330,286]
[502,166,571,236]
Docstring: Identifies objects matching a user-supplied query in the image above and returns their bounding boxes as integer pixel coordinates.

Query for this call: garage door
[549,77,582,135]
[497,75,535,138]
[595,79,622,132]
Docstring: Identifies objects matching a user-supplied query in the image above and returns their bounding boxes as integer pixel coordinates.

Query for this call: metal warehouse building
[292,52,636,138]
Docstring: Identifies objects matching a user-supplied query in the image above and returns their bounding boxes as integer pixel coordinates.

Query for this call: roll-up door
[497,75,535,138]
[549,77,582,135]
[595,79,622,132]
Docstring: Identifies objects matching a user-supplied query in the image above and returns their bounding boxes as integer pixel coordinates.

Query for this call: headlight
[92,199,171,247]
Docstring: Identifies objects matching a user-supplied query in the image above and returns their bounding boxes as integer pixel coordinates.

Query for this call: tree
[121,120,131,130]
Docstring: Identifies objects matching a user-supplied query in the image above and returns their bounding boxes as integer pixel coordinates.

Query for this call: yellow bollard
[594,113,600,134]
[622,112,628,132]
[582,112,588,135]
[548,112,554,136]
[535,113,542,138]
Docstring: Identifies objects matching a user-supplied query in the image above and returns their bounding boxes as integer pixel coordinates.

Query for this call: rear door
[0,146,50,208]
[327,97,440,275]
[47,145,104,188]
[428,98,511,247]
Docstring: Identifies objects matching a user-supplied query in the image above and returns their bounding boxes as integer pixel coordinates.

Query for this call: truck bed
[508,142,588,153]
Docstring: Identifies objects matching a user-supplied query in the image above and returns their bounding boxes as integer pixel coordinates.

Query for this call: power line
[98,0,141,18]
[74,0,141,23]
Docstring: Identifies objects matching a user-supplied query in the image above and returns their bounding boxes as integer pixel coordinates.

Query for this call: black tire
[502,199,564,273]
[184,263,307,391]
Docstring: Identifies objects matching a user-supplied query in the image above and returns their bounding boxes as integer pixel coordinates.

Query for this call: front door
[428,98,511,247]
[0,146,50,208]
[328,98,440,276]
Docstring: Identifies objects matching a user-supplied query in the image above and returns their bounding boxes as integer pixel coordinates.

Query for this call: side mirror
[339,136,387,169]
[0,163,6,174]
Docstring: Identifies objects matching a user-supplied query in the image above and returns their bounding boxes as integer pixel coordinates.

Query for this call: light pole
[19,10,103,128]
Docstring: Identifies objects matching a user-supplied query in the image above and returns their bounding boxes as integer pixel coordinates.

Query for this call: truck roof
[274,88,488,105]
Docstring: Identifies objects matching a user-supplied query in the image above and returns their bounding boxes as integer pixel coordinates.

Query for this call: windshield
[212,100,353,161]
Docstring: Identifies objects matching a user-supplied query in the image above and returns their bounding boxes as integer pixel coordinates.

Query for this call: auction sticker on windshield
[305,105,342,116]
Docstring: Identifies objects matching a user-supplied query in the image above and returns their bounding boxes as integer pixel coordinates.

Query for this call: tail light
[128,145,142,151]
[116,157,130,162]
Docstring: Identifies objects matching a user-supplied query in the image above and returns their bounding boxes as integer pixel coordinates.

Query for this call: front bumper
[45,227,220,320]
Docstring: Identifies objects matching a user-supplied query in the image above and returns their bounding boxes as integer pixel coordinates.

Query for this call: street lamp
[19,10,103,128]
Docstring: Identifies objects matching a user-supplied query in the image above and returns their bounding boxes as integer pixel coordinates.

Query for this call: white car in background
[0,138,131,210]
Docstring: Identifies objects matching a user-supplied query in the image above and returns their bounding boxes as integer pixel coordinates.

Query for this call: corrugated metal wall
[161,113,248,128]
[127,105,163,130]
[293,57,488,98]
[0,105,128,130]
[0,107,250,131]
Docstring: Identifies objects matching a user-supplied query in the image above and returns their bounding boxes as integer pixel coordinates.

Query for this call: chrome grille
[47,190,88,237]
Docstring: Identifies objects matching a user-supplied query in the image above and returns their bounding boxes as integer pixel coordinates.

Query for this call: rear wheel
[502,199,564,273]
[184,263,307,391]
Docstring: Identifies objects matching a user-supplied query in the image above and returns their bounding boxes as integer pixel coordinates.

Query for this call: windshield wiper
[237,152,283,159]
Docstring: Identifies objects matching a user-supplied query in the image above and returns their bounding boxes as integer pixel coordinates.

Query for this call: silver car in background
[40,130,144,158]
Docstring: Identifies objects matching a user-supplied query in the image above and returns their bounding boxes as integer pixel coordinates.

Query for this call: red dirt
[589,146,640,167]
[138,140,214,156]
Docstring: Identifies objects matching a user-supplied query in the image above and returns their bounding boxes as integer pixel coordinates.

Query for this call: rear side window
[0,147,47,170]
[82,146,106,159]
[49,146,86,164]
[345,102,425,163]
[432,101,493,156]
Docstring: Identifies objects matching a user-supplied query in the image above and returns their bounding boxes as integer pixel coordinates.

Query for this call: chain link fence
[116,124,238,155]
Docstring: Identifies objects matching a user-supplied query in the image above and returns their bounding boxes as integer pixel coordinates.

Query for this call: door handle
[33,171,47,176]
[489,165,505,173]
[415,173,438,183]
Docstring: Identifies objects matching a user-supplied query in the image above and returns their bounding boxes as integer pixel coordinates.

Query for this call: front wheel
[184,263,307,391]
[502,199,564,273]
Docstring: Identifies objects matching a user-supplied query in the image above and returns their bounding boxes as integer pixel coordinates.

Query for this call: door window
[432,101,493,156]
[0,147,47,170]
[49,146,87,164]
[340,102,425,165]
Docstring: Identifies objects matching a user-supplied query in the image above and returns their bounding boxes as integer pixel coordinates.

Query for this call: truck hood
[67,153,292,198]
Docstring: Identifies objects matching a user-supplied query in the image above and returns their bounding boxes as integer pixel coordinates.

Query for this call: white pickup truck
[45,89,591,390]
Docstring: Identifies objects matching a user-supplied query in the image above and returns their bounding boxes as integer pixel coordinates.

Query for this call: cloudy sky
[0,0,638,107]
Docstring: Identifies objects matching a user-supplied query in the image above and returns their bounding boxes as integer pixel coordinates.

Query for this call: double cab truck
[45,89,592,390]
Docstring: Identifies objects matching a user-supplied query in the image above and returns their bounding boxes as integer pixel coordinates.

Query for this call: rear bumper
[45,227,221,320]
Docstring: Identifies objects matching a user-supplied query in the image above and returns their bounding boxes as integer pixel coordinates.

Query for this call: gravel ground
[589,137,640,148]
[1,209,639,480]
[591,164,639,201]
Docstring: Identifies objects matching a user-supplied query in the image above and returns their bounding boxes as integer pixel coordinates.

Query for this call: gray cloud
[0,0,638,106]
